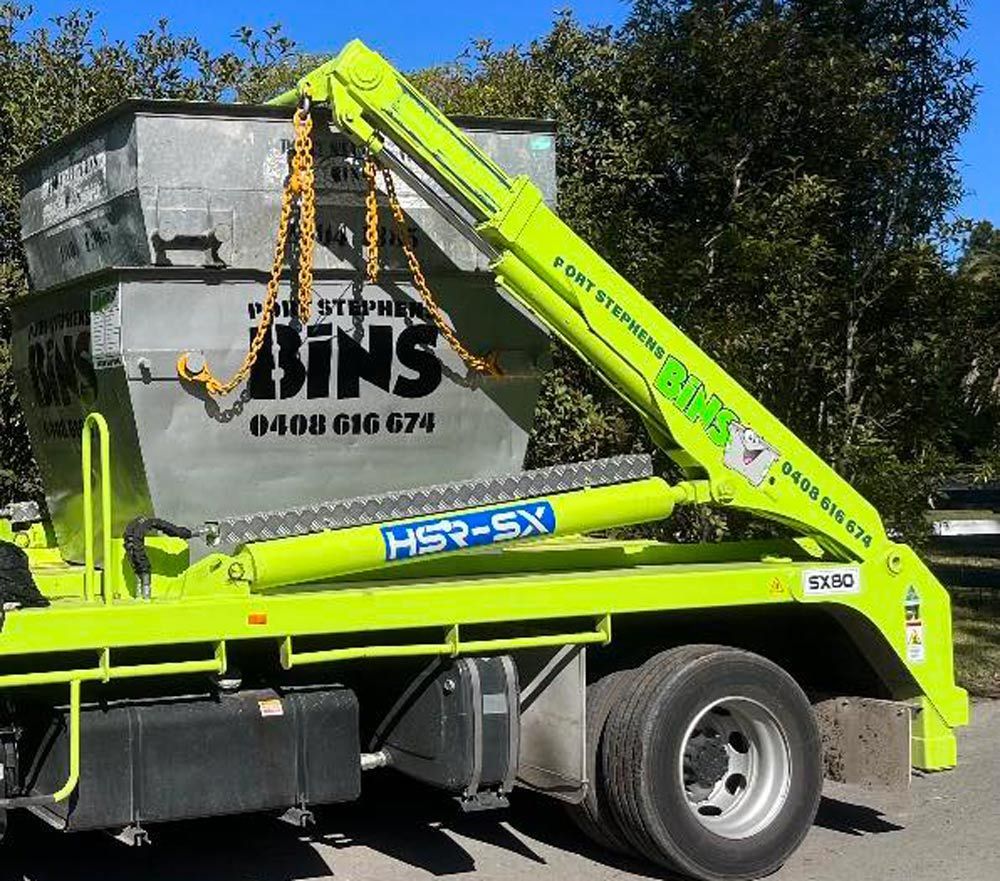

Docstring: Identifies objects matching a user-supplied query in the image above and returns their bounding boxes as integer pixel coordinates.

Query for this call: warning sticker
[906,620,925,664]
[904,585,925,664]
[258,698,284,718]
[90,284,122,370]
[41,149,108,227]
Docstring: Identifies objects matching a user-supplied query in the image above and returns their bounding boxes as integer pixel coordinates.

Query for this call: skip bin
[13,101,556,563]
[17,100,558,289]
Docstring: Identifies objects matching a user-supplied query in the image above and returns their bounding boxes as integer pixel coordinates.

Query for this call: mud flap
[514,645,587,803]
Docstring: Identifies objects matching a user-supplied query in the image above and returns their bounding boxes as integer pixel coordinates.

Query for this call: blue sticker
[382,501,557,562]
[530,135,554,152]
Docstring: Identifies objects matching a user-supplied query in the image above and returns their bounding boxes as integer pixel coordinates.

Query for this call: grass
[922,551,1000,698]
[951,599,1000,698]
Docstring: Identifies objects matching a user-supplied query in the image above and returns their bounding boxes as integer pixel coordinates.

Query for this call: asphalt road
[1,700,996,881]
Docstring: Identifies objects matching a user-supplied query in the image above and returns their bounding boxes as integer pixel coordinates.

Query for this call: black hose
[0,541,48,608]
[124,517,193,599]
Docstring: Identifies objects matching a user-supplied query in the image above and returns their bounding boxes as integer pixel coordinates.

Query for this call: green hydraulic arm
[271,40,884,565]
[269,43,969,769]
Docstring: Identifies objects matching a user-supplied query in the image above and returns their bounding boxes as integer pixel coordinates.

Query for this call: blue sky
[18,1,633,66]
[955,0,998,224]
[17,0,998,224]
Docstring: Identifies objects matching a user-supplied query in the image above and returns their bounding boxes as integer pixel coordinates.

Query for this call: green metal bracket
[911,695,960,770]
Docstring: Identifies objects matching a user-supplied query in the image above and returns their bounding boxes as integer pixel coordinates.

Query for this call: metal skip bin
[17,100,558,288]
[12,102,556,562]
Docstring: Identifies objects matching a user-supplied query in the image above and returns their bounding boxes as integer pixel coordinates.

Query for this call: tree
[418,1,980,542]
[954,221,1000,473]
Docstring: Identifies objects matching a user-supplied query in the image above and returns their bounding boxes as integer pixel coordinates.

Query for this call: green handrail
[279,616,612,669]
[81,413,113,603]
[0,679,80,808]
[51,679,81,802]
[0,642,228,690]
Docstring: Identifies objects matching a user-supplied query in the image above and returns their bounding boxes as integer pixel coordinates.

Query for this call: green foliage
[951,220,1000,480]
[418,1,982,543]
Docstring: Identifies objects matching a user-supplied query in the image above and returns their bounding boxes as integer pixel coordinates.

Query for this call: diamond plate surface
[208,455,653,545]
[0,501,41,525]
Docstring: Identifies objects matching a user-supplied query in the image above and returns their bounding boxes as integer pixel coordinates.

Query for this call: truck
[0,39,967,881]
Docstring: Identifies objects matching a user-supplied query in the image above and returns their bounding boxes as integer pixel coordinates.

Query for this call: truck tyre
[566,670,636,853]
[567,647,718,855]
[602,645,822,881]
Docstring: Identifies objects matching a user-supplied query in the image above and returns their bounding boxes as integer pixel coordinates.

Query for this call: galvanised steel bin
[13,102,556,561]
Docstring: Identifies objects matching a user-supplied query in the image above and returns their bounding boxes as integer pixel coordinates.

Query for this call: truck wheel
[602,645,822,881]
[566,670,635,853]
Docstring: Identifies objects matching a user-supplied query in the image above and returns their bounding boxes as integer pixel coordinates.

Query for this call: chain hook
[177,96,317,396]
[298,85,312,115]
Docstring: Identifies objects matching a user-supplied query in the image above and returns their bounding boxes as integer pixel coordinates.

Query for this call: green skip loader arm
[271,39,968,767]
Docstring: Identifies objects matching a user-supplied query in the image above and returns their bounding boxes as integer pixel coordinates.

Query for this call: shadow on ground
[0,776,903,881]
[812,796,904,837]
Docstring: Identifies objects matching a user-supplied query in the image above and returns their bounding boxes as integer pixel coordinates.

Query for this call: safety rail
[82,413,113,603]
[279,615,612,669]
[0,642,227,808]
[0,680,81,808]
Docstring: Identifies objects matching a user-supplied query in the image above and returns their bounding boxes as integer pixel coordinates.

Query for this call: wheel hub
[686,734,729,787]
[678,697,792,839]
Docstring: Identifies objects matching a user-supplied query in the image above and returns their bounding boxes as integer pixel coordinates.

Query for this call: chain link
[364,155,381,284]
[178,104,497,394]
[177,98,316,397]
[293,107,316,327]
[365,158,498,376]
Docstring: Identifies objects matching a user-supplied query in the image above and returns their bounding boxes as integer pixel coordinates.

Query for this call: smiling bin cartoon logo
[724,423,779,486]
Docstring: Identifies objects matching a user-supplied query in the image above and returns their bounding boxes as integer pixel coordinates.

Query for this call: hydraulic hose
[124,517,194,600]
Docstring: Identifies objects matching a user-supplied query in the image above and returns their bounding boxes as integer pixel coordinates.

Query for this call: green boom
[273,39,885,562]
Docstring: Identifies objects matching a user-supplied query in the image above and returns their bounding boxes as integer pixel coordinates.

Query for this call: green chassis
[0,413,968,807]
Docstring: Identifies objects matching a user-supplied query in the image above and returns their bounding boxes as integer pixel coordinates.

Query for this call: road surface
[1,700,996,881]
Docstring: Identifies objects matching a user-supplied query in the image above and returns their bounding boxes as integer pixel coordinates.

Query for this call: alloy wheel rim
[678,696,792,839]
